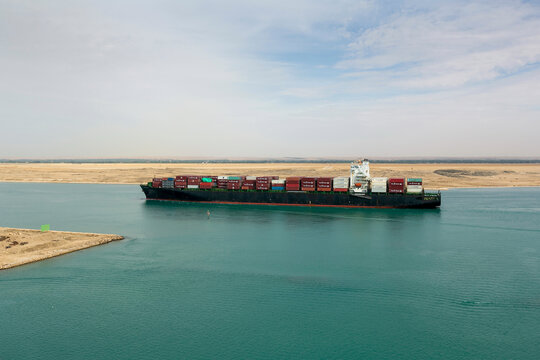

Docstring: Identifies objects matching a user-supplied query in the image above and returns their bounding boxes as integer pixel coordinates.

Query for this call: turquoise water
[1,183,539,359]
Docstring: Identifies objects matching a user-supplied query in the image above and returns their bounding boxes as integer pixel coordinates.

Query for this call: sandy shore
[0,162,539,189]
[0,227,123,270]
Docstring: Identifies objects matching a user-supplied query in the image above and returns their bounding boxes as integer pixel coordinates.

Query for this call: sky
[1,0,539,159]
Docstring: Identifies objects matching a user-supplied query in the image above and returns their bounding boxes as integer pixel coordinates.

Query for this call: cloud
[0,0,538,158]
[338,0,540,89]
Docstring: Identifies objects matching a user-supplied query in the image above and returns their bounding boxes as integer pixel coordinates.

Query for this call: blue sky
[1,0,539,158]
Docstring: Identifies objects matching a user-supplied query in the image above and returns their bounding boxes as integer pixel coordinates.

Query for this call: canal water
[1,183,539,359]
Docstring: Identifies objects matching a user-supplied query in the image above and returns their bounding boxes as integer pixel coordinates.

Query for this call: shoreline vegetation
[0,163,539,189]
[0,227,123,270]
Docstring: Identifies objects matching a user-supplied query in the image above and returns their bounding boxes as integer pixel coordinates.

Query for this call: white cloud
[0,0,538,158]
[339,1,540,89]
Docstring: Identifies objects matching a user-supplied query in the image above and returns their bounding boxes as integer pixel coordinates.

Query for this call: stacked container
[217,176,228,189]
[187,176,201,189]
[406,178,423,194]
[242,179,256,190]
[152,178,163,188]
[227,179,242,190]
[317,177,332,192]
[301,177,316,191]
[286,177,301,191]
[174,176,187,189]
[162,177,174,189]
[199,177,214,189]
[271,179,285,191]
[370,177,388,193]
[333,177,349,192]
[388,178,405,194]
[256,176,272,191]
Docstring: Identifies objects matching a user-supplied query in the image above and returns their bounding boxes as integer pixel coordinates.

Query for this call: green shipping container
[147,182,153,187]
[201,178,213,183]
[228,176,242,180]
[407,178,422,183]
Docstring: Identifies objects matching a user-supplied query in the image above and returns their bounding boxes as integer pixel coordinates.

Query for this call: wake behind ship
[141,159,441,209]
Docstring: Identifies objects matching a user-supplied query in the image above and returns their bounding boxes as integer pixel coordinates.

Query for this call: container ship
[140,159,441,209]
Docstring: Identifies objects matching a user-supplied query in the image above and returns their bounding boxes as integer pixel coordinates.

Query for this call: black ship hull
[141,185,441,209]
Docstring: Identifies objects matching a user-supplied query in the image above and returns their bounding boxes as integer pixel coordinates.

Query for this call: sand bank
[0,227,123,270]
[0,162,539,189]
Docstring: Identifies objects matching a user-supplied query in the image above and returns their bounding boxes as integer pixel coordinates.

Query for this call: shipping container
[199,182,214,189]
[162,180,174,189]
[333,188,348,192]
[187,176,201,185]
[286,177,302,183]
[317,187,332,192]
[406,184,423,194]
[272,186,285,191]
[371,186,387,193]
[187,184,199,189]
[174,180,187,188]
[246,176,257,180]
[407,178,423,186]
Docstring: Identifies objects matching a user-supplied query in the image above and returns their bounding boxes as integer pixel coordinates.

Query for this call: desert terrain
[0,227,123,270]
[0,162,539,189]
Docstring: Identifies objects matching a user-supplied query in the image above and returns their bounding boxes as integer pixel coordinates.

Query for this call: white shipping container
[406,185,423,194]
[371,177,388,183]
[272,179,286,184]
[371,185,387,193]
[218,176,228,180]
[246,176,257,180]
[187,185,199,189]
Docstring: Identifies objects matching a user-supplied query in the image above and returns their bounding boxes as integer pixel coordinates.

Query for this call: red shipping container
[187,176,201,185]
[388,188,404,193]
[333,188,348,192]
[174,180,187,188]
[302,187,316,191]
[317,187,332,192]
[199,182,215,189]
[227,180,242,190]
[286,177,302,182]
[388,178,405,186]
[152,180,162,188]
